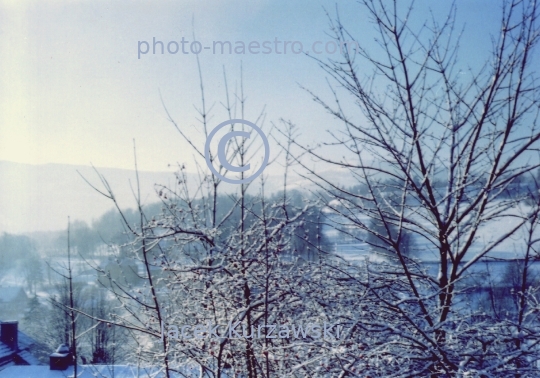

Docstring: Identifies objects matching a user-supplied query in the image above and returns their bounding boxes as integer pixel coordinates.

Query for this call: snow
[322,201,540,263]
[0,365,167,378]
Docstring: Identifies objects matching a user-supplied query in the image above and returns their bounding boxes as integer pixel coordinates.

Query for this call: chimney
[49,344,72,370]
[0,321,18,350]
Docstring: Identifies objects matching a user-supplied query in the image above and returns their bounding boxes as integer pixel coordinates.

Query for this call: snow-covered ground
[321,202,540,287]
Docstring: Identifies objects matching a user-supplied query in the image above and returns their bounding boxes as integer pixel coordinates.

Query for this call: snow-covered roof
[15,351,40,366]
[0,365,182,377]
[0,327,39,369]
[0,344,12,362]
[16,331,34,351]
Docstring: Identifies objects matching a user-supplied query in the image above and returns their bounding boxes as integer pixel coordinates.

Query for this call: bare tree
[287,0,540,375]
[47,218,79,376]
[72,59,330,378]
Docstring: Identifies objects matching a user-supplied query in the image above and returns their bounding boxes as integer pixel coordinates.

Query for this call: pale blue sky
[0,0,504,173]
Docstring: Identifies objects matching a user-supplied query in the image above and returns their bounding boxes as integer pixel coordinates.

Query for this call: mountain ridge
[0,160,355,234]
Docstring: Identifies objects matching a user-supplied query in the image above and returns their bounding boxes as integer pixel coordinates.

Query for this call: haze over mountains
[0,160,354,234]
[0,160,182,234]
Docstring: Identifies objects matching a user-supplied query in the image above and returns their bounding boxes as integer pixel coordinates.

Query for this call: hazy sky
[0,0,502,173]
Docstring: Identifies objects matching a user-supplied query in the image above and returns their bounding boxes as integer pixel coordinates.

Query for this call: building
[0,364,170,378]
[0,321,202,377]
[0,321,40,370]
[0,335,202,377]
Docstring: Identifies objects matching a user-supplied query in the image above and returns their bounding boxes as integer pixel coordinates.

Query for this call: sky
[0,0,502,173]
